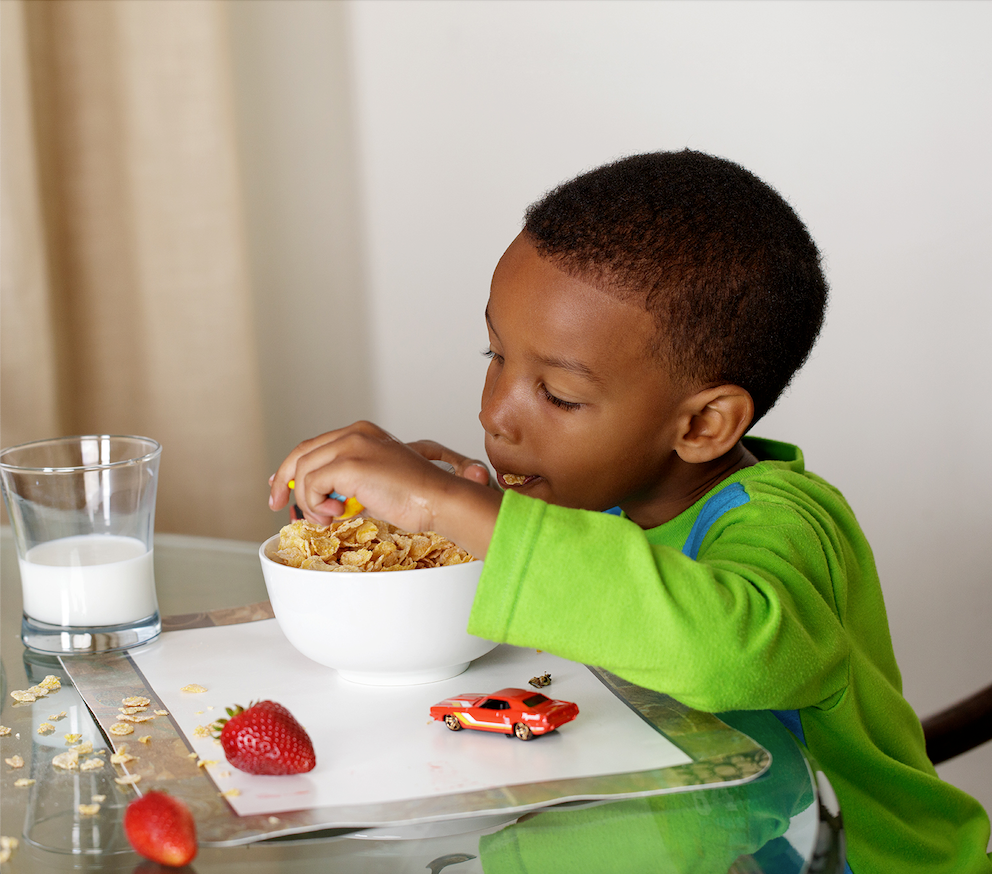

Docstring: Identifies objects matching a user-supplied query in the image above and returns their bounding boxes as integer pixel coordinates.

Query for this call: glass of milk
[0,435,162,654]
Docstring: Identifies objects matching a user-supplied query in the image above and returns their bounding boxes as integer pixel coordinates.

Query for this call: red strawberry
[214,700,316,775]
[123,791,197,867]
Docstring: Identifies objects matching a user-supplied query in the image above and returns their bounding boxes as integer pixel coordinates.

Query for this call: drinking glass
[0,435,162,654]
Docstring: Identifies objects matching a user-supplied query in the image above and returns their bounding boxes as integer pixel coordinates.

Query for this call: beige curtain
[1,0,274,541]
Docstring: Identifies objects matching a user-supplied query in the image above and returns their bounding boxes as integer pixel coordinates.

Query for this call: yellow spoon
[287,481,364,519]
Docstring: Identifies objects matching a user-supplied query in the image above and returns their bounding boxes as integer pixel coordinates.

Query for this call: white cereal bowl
[259,534,497,685]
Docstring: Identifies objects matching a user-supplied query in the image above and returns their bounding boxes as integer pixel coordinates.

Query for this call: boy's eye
[542,387,582,411]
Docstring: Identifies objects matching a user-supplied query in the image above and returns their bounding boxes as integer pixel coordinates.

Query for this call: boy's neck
[622,441,758,529]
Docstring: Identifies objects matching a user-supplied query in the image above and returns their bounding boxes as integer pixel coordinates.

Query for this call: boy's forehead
[489,234,669,377]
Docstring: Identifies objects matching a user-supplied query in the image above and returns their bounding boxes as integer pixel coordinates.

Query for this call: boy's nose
[479,374,519,443]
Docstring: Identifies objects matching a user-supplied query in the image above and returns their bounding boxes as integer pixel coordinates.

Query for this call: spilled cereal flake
[52,750,79,770]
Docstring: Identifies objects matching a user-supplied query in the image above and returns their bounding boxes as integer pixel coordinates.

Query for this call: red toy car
[430,688,579,740]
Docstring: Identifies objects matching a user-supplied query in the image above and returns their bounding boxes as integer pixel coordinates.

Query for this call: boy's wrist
[433,475,502,559]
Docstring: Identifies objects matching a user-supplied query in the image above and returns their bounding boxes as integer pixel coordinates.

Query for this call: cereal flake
[52,750,79,770]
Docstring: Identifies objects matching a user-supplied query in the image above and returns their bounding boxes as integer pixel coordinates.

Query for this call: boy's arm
[469,490,851,714]
[268,421,502,555]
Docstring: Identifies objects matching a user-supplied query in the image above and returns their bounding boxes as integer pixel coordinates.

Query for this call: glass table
[1,528,845,873]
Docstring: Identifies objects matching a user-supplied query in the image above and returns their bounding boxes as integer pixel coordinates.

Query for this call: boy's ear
[674,384,755,464]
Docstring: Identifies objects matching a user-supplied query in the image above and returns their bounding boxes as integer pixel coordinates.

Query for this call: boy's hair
[523,150,827,424]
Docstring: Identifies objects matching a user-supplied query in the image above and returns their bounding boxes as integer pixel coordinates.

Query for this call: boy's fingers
[268,427,358,513]
[462,463,492,486]
[407,440,492,485]
[406,439,449,463]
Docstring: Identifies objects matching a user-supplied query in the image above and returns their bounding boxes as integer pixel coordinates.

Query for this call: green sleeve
[468,489,850,713]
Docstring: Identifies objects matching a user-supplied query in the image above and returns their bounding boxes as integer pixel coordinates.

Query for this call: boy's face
[482,234,693,517]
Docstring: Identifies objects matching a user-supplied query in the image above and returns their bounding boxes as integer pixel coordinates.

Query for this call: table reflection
[0,529,842,873]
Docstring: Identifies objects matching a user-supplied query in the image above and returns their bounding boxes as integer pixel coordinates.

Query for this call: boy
[269,150,991,873]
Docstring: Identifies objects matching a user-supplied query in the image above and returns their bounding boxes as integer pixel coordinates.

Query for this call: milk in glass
[19,534,157,627]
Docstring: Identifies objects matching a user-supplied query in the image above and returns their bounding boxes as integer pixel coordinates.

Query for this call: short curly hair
[523,150,827,424]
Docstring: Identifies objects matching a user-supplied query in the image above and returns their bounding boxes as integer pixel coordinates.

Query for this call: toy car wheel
[444,715,462,731]
[513,723,534,741]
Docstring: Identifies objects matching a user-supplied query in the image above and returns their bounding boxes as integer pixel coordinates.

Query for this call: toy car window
[522,694,550,707]
[479,699,509,710]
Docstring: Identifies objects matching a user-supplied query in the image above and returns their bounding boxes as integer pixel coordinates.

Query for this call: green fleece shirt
[468,437,991,874]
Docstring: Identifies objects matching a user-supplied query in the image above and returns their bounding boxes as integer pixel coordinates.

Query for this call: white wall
[232,0,992,823]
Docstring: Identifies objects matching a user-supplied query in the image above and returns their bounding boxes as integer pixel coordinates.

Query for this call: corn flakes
[275,518,475,572]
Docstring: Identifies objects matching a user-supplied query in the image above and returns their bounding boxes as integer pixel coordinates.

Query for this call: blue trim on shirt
[770,708,807,745]
[681,482,750,561]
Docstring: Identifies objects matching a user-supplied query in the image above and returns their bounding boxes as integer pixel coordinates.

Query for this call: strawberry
[123,791,197,867]
[213,700,316,775]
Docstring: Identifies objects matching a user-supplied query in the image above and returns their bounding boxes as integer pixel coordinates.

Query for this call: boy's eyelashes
[482,349,583,412]
[541,388,582,411]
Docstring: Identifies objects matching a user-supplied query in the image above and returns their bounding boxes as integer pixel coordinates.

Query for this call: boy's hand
[405,439,494,489]
[268,422,501,557]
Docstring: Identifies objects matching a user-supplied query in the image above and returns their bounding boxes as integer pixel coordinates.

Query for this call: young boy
[269,150,991,873]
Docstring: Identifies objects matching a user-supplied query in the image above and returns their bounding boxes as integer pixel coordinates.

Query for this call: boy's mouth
[498,472,539,489]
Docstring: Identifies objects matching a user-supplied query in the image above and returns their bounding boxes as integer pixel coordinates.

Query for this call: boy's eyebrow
[534,353,605,386]
[486,307,606,386]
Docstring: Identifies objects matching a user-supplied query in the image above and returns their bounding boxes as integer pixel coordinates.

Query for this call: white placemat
[129,619,693,818]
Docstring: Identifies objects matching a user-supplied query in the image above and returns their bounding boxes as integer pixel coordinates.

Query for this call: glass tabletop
[0,528,845,873]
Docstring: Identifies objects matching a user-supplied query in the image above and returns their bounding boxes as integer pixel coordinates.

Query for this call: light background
[230,0,991,823]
